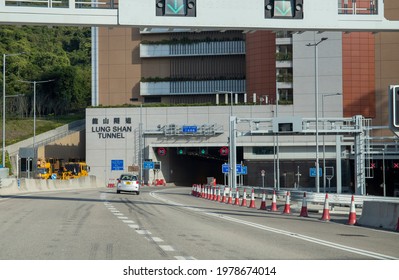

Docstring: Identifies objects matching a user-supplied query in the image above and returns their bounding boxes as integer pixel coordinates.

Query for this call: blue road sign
[51,174,57,180]
[309,167,322,177]
[222,164,229,173]
[111,160,124,171]
[241,166,247,175]
[236,164,242,174]
[182,125,198,133]
[143,161,155,170]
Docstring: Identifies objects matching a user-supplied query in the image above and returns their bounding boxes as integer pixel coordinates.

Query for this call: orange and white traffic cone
[241,188,247,207]
[347,195,357,225]
[270,190,278,212]
[201,185,205,198]
[220,187,226,203]
[233,189,240,205]
[283,191,291,214]
[227,188,233,204]
[259,191,267,210]
[215,187,221,202]
[299,192,309,217]
[209,187,214,200]
[248,188,256,209]
[321,193,331,221]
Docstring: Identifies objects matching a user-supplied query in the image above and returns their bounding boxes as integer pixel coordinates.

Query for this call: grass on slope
[1,114,84,146]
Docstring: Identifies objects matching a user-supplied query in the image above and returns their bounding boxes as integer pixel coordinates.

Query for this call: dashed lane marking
[101,193,195,260]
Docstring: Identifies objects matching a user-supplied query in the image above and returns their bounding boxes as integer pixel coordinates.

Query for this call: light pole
[2,52,26,167]
[321,92,341,192]
[216,90,234,188]
[19,79,54,170]
[382,146,386,197]
[306,37,328,193]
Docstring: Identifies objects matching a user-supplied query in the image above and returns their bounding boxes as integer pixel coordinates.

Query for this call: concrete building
[89,1,399,195]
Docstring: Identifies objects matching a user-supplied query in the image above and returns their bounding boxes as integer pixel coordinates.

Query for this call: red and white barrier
[233,189,240,205]
[299,192,308,217]
[248,188,256,209]
[259,191,267,210]
[227,188,233,204]
[347,195,357,225]
[220,187,226,203]
[107,179,116,188]
[270,190,278,212]
[215,187,220,201]
[321,193,331,221]
[283,191,291,214]
[241,188,247,207]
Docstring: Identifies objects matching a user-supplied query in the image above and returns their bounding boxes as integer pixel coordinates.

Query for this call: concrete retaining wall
[358,201,399,231]
[0,175,102,195]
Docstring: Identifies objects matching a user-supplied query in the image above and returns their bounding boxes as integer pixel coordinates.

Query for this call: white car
[116,173,140,195]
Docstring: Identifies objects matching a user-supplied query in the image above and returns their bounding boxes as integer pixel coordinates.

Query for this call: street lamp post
[306,37,328,193]
[2,52,25,167]
[321,92,342,192]
[382,146,386,197]
[19,79,54,170]
[216,90,234,188]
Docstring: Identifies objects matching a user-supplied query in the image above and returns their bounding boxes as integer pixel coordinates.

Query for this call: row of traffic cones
[259,190,359,225]
[195,185,258,209]
[193,185,362,226]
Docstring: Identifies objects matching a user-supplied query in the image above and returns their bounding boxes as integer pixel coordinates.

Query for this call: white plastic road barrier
[358,201,399,230]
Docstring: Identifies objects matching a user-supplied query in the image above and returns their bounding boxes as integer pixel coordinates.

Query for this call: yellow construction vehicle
[37,161,53,179]
[61,162,90,179]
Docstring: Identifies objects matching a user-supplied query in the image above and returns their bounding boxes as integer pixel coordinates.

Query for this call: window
[253,147,274,155]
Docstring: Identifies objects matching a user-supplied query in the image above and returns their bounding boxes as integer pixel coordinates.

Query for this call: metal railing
[215,185,399,207]
[5,0,118,8]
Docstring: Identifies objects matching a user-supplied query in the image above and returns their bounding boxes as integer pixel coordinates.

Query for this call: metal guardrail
[5,0,118,9]
[214,185,399,207]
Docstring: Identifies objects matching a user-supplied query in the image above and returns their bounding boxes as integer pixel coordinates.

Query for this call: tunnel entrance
[156,147,243,186]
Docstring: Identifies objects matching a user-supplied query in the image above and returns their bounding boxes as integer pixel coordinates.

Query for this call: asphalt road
[0,186,398,260]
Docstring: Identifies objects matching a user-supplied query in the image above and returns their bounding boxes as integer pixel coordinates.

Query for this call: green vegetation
[0,25,91,118]
[3,114,84,146]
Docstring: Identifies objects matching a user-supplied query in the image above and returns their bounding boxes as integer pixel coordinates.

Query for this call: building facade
[90,2,399,195]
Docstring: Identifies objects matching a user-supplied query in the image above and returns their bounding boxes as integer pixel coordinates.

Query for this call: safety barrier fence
[191,184,399,208]
[190,183,399,231]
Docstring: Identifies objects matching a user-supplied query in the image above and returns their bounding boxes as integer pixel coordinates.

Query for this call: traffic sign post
[309,167,322,177]
[111,160,124,171]
[261,170,265,188]
[143,161,155,170]
[222,164,229,174]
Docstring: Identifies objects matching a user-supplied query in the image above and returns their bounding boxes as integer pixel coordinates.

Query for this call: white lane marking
[151,237,164,243]
[122,220,135,224]
[101,193,195,260]
[159,245,175,252]
[175,256,197,260]
[150,191,398,260]
[136,230,152,235]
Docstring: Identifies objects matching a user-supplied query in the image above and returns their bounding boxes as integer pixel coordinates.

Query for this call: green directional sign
[265,0,303,19]
[165,0,186,16]
[274,0,293,17]
[156,0,196,17]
